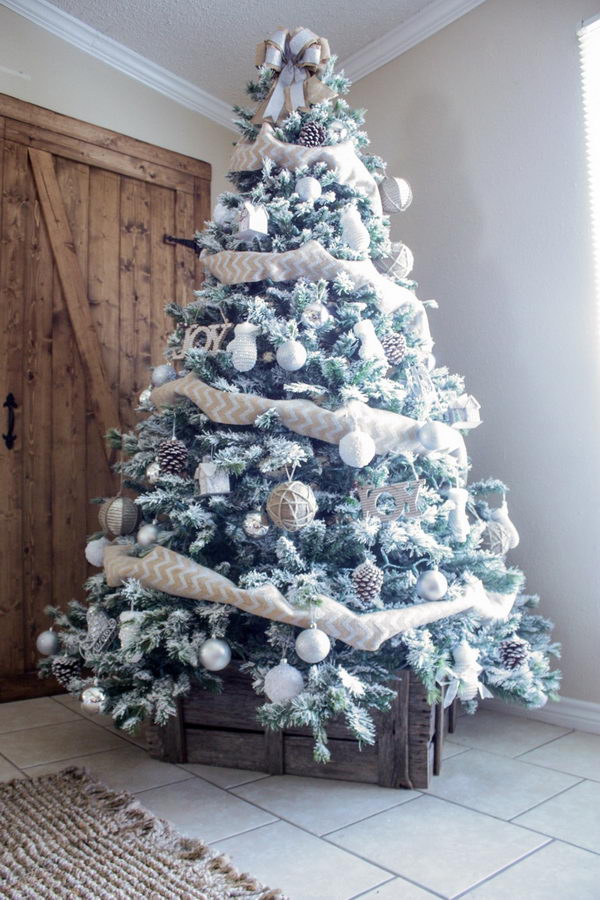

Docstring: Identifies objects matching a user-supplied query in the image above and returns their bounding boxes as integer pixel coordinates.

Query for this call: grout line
[207,817,285,846]
[128,776,198,797]
[16,742,154,772]
[507,778,587,821]
[416,788,572,828]
[346,877,397,900]
[320,794,423,838]
[451,839,555,898]
[513,729,576,759]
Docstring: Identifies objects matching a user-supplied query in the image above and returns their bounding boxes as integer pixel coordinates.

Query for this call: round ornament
[81,685,105,714]
[298,121,326,147]
[352,561,384,602]
[301,302,330,328]
[151,364,177,387]
[145,461,161,485]
[199,638,231,671]
[36,629,59,656]
[264,660,304,703]
[85,536,110,568]
[499,637,529,670]
[380,332,407,366]
[137,523,158,546]
[266,481,317,532]
[418,421,448,452]
[374,241,414,280]
[379,176,413,214]
[276,339,307,372]
[243,511,270,538]
[98,496,139,537]
[339,429,376,468]
[416,569,448,601]
[158,438,188,475]
[138,387,155,410]
[295,176,322,202]
[295,625,331,664]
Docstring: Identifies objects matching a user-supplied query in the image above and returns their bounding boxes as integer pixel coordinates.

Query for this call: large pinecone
[158,438,188,475]
[298,122,327,147]
[52,655,81,688]
[499,637,529,670]
[352,561,384,601]
[381,332,407,366]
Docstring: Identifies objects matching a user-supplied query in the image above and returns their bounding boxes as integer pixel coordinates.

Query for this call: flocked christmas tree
[39,28,560,761]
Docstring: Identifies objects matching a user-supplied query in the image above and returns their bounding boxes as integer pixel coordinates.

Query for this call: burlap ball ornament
[266,481,317,532]
[98,496,139,536]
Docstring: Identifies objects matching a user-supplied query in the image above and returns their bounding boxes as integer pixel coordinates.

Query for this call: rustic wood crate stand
[148,666,455,789]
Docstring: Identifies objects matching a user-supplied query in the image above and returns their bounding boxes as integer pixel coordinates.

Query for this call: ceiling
[45,0,440,107]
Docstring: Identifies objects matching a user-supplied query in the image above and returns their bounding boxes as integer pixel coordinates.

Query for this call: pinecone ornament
[298,122,327,147]
[158,438,188,475]
[499,637,529,670]
[352,561,384,601]
[380,332,407,366]
[51,655,81,688]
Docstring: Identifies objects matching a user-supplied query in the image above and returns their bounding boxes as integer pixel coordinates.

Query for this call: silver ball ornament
[418,421,449,451]
[295,176,322,202]
[139,387,155,409]
[264,660,304,703]
[81,686,105,714]
[137,523,158,546]
[151,364,177,387]
[276,339,307,372]
[416,569,448,601]
[301,302,330,327]
[36,630,59,656]
[243,511,270,538]
[339,429,376,468]
[85,536,109,568]
[199,638,231,672]
[145,461,161,485]
[295,625,331,664]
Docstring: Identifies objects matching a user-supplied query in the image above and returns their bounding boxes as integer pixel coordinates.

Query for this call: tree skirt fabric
[0,768,282,899]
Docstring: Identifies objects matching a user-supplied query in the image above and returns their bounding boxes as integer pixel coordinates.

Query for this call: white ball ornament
[151,364,177,387]
[339,429,376,468]
[199,638,231,672]
[276,339,307,372]
[85,536,109,568]
[295,176,322,202]
[137,523,158,546]
[264,660,304,703]
[295,625,331,664]
[81,685,105,714]
[416,569,448,601]
[36,629,59,656]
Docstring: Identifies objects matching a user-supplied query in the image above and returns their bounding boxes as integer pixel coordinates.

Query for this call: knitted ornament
[380,332,407,366]
[298,122,327,147]
[158,438,188,475]
[499,637,529,670]
[352,561,384,602]
[51,655,81,688]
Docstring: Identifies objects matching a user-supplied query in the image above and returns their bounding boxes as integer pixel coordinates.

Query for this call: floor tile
[0,697,80,734]
[24,743,190,793]
[180,762,269,789]
[465,841,600,899]
[442,741,468,760]
[518,731,600,780]
[0,719,124,767]
[233,774,418,836]
[138,777,277,843]
[328,795,548,897]
[451,710,570,757]
[52,693,149,746]
[0,754,24,782]
[426,748,578,819]
[513,780,600,853]
[216,820,390,900]
[355,877,437,898]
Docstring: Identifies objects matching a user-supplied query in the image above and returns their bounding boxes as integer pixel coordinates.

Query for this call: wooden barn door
[0,95,210,701]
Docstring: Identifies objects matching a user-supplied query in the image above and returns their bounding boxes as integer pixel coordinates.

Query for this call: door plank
[150,185,176,364]
[174,189,196,307]
[29,147,119,461]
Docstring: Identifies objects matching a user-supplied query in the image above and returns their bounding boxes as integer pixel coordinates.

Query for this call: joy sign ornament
[171,323,233,360]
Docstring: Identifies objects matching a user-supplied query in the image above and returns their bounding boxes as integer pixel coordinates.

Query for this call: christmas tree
[39,28,560,762]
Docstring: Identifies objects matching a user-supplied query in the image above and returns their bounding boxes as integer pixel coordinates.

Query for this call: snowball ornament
[266,481,317,532]
[295,625,331,663]
[264,660,304,703]
[199,638,231,671]
[276,339,307,372]
[295,176,322,202]
[379,176,413,213]
[339,429,376,468]
[81,685,105,714]
[85,536,110,568]
[416,569,448,601]
[137,523,158,546]
[151,364,177,387]
[36,629,59,656]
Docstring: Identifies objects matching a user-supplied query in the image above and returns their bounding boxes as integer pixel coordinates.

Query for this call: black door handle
[3,393,17,450]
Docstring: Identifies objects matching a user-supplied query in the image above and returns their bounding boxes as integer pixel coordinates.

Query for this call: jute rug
[0,768,283,899]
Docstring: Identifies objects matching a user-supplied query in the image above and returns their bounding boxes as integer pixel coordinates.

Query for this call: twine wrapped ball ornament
[151,364,177,387]
[36,629,60,656]
[379,176,413,214]
[98,496,139,537]
[295,176,322,202]
[264,659,304,703]
[339,429,376,468]
[199,638,231,671]
[374,241,414,280]
[266,481,317,532]
[295,624,331,663]
[276,339,307,372]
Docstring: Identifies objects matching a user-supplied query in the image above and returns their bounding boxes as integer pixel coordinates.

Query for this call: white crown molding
[340,0,488,82]
[1,0,236,131]
[481,696,600,735]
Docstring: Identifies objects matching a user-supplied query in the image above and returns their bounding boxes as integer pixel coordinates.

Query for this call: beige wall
[352,0,600,702]
[0,5,234,196]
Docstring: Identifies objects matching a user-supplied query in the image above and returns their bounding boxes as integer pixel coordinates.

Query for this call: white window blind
[578,15,600,308]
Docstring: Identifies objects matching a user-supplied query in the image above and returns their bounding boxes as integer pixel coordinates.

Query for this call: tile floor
[1,697,599,899]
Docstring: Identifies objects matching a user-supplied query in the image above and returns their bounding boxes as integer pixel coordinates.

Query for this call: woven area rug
[0,768,283,899]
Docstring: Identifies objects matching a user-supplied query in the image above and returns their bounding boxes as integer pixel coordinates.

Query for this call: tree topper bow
[253,27,335,124]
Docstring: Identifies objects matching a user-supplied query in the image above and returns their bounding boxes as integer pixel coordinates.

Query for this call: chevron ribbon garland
[103,545,516,652]
[229,124,383,217]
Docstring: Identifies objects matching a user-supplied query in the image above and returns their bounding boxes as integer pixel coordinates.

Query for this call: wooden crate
[147,666,456,789]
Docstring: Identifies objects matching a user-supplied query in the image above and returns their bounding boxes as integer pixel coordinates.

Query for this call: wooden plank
[10,120,196,194]
[377,670,411,789]
[0,671,63,703]
[193,175,211,289]
[147,700,186,762]
[0,140,27,677]
[185,728,267,770]
[433,692,445,777]
[174,189,196,306]
[284,735,379,783]
[448,698,457,734]
[408,673,435,789]
[149,185,176,364]
[0,94,211,180]
[265,728,284,775]
[119,177,152,432]
[29,148,119,462]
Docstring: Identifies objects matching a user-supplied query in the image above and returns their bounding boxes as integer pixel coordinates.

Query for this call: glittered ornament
[228,322,260,372]
[374,241,414,280]
[98,496,139,536]
[145,461,161,485]
[380,332,407,366]
[138,387,155,410]
[264,659,304,703]
[158,438,188,475]
[81,685,105,714]
[137,523,158,546]
[85,536,110,568]
[352,561,384,602]
[416,569,448,601]
[199,638,231,671]
[499,637,529,670]
[298,121,327,147]
[266,481,317,532]
[81,606,118,658]
[243,510,270,537]
[301,302,330,327]
[295,176,322,202]
[151,364,177,387]
[340,205,370,252]
[339,429,376,468]
[295,625,331,663]
[379,176,413,213]
[36,629,59,656]
[276,339,307,372]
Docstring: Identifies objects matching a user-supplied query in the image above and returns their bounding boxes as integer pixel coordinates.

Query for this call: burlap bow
[253,27,335,123]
